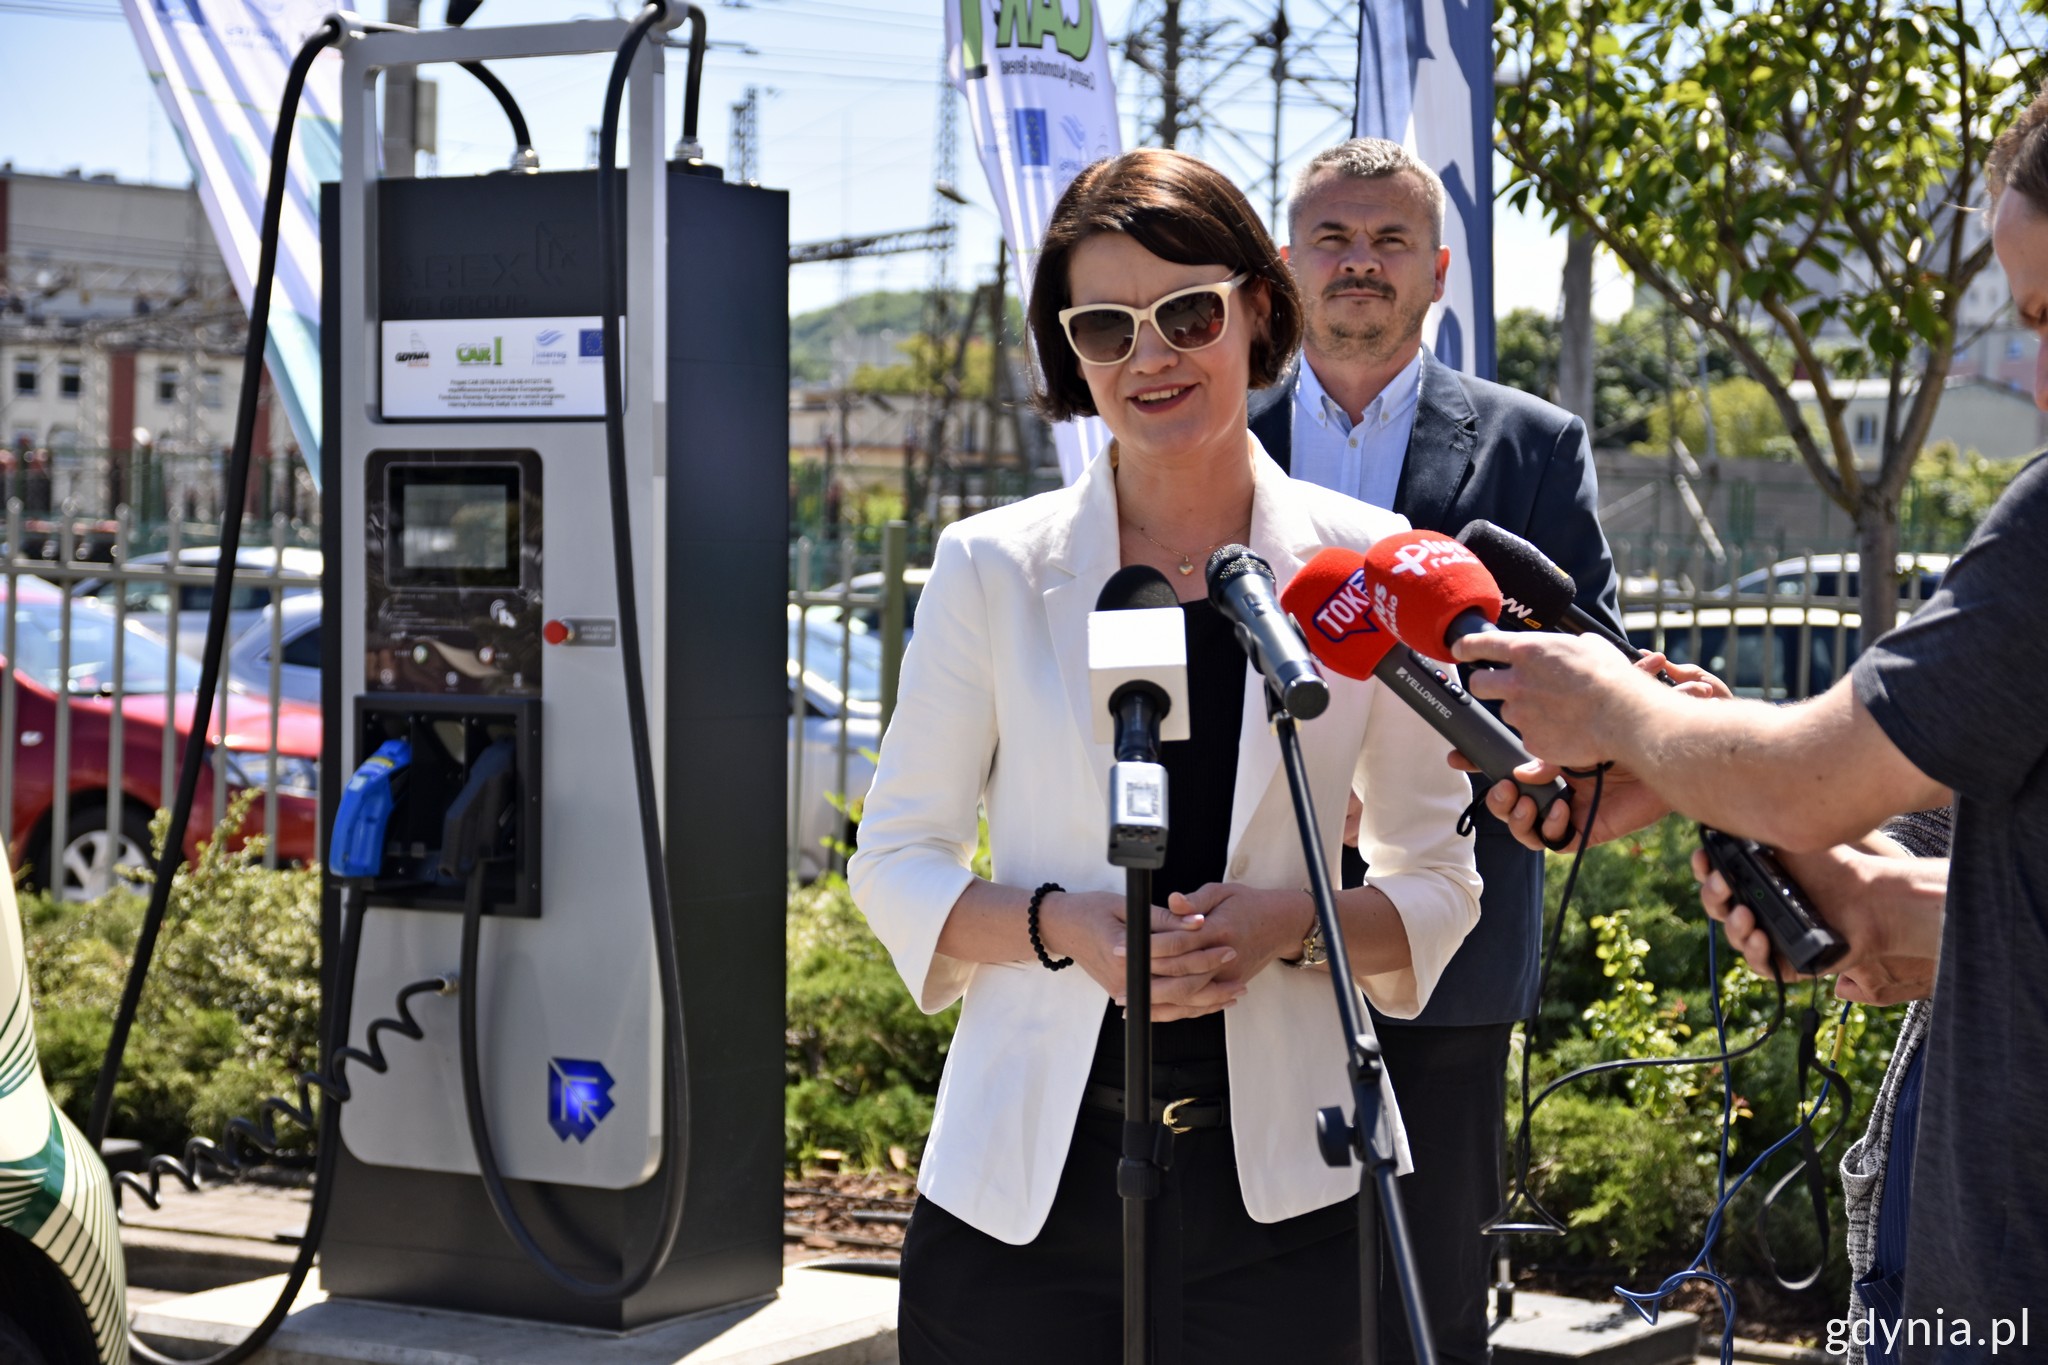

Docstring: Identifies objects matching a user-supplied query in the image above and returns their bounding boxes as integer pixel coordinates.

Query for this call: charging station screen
[389,467,521,588]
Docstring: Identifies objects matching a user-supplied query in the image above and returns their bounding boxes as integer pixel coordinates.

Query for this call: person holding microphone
[848,148,1481,1363]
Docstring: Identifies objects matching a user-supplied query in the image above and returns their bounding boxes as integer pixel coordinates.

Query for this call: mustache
[1323,278,1394,301]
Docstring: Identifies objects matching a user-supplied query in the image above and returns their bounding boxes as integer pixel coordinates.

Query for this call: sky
[0,0,1635,323]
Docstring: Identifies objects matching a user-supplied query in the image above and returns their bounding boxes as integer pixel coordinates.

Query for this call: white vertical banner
[947,0,1121,485]
[1356,0,1494,379]
[118,0,342,477]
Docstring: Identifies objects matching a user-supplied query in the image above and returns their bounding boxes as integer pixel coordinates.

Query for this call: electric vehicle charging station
[313,17,787,1329]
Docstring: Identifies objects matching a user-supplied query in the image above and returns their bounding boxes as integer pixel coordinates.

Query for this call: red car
[2,576,321,898]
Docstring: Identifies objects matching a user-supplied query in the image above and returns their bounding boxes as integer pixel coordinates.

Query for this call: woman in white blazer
[848,150,1481,1363]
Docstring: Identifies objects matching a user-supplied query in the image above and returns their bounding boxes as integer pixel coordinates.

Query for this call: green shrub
[1526,1091,1719,1272]
[25,798,322,1156]
[1522,814,1909,1299]
[784,873,957,1170]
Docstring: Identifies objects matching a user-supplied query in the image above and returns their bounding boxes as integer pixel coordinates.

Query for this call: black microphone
[1455,520,1645,661]
[1206,544,1329,721]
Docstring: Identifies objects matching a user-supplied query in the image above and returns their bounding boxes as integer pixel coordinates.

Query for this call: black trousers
[1370,1018,1515,1365]
[898,1103,1360,1364]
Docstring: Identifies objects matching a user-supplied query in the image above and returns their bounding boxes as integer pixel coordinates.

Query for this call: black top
[1850,453,2048,1353]
[1092,597,1245,1078]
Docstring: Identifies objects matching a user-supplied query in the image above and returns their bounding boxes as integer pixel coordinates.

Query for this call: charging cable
[445,0,703,1300]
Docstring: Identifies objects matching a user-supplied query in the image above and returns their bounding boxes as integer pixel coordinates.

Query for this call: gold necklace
[1125,518,1252,576]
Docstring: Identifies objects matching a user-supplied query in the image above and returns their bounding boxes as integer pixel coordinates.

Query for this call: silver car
[225,592,324,706]
[73,546,322,660]
[788,609,882,882]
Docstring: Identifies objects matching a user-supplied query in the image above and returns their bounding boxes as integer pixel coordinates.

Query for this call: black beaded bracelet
[1028,882,1073,971]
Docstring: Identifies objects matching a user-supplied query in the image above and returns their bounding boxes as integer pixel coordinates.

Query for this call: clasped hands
[1037,883,1315,1022]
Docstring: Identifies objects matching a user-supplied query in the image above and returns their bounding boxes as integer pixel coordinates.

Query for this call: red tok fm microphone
[1281,548,1571,838]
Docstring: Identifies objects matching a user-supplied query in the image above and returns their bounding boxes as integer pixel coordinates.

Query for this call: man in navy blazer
[1249,138,1625,1365]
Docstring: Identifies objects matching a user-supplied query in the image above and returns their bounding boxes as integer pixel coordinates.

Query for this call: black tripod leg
[1360,1169,1381,1364]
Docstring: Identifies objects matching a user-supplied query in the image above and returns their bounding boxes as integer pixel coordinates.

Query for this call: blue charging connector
[332,739,414,878]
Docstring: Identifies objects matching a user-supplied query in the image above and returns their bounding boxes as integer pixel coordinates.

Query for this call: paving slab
[119,1179,310,1291]
[1491,1291,1699,1365]
[132,1266,898,1365]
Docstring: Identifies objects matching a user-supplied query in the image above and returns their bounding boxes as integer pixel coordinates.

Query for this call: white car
[1712,552,1951,608]
[1624,604,1861,700]
[788,609,882,882]
[803,567,930,641]
[73,546,322,660]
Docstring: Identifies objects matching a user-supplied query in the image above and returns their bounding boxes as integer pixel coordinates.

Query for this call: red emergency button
[543,619,573,646]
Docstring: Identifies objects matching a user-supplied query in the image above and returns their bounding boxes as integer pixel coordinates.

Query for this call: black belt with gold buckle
[1080,1081,1230,1133]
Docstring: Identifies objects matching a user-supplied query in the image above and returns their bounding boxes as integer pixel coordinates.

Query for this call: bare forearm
[934,878,1051,966]
[1298,885,1413,982]
[1599,684,1948,852]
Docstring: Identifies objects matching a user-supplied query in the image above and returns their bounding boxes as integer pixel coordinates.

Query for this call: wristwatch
[1291,894,1327,969]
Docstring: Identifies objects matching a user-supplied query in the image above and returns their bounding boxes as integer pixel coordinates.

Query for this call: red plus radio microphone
[1356,529,1505,658]
[1281,548,1570,835]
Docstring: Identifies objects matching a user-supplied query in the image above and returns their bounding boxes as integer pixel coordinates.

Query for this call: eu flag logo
[578,328,605,357]
[1013,109,1051,167]
[548,1058,616,1142]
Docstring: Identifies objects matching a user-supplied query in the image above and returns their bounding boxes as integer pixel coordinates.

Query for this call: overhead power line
[788,223,955,266]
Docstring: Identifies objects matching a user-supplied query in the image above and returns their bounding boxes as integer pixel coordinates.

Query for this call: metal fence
[0,500,315,899]
[1611,543,1948,701]
[786,524,910,880]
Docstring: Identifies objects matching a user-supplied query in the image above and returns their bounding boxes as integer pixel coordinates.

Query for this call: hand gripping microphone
[1281,548,1572,832]
[1445,526,1844,968]
[1089,565,1188,868]
[1454,519,1645,660]
[1206,544,1330,720]
[1356,529,1505,659]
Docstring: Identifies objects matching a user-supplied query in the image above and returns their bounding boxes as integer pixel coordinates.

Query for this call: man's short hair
[1286,138,1448,247]
[1990,80,2048,215]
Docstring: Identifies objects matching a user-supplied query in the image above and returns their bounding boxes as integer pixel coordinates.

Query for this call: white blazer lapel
[1043,450,1125,814]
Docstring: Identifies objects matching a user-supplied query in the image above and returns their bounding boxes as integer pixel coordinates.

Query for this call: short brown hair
[1990,80,2048,213]
[1028,149,1302,423]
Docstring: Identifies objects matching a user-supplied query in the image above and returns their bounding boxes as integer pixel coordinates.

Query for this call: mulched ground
[781,1170,914,1266]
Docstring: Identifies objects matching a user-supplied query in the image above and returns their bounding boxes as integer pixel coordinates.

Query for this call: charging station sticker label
[381,317,607,419]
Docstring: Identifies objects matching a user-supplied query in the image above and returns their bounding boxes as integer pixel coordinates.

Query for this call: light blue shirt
[1288,348,1425,513]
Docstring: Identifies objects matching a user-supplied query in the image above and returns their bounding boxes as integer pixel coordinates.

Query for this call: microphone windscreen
[1204,543,1274,609]
[1097,563,1180,613]
[1456,521,1575,633]
[1359,529,1503,656]
[1279,547,1399,679]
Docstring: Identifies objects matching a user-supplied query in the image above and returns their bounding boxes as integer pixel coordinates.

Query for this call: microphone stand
[1108,689,1171,1365]
[1267,686,1439,1365]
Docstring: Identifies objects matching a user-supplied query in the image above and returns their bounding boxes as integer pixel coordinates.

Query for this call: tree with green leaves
[1497,0,2037,630]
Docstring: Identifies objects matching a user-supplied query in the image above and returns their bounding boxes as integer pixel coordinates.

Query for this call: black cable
[119,890,381,1365]
[674,5,708,152]
[85,12,344,1159]
[451,1,693,1299]
[1489,767,1793,1235]
[114,934,452,1208]
[458,60,532,150]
